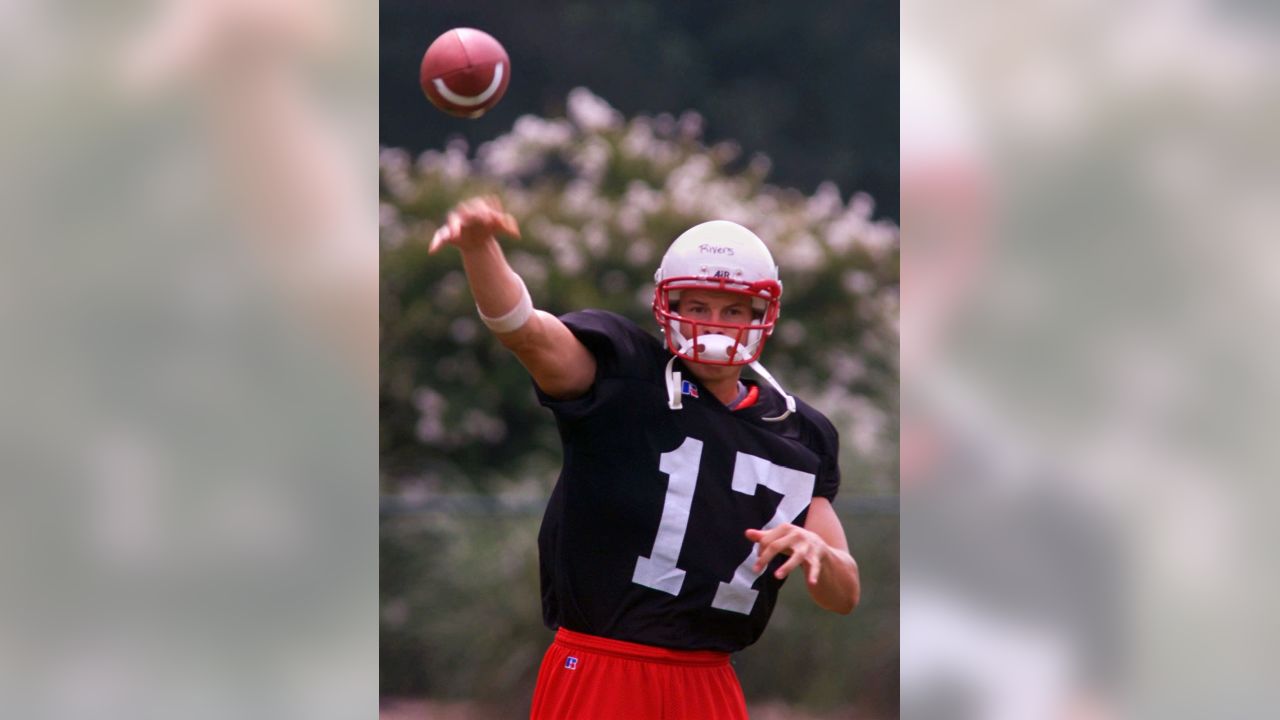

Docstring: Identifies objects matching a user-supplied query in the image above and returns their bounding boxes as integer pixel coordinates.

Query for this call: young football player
[429,195,861,719]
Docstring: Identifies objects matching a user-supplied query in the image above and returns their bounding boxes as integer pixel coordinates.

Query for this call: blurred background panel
[379,2,899,718]
[1,0,378,718]
[901,0,1280,718]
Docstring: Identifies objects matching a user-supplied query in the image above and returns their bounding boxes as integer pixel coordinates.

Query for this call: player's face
[675,289,754,333]
[675,290,754,380]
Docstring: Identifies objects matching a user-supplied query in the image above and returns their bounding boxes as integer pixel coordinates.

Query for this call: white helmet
[652,221,783,366]
[652,221,796,422]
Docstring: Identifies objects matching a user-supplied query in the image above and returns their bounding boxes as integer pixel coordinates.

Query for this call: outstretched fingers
[746,527,779,573]
[807,552,823,585]
[472,196,520,238]
[496,209,521,238]
[428,225,452,254]
[745,525,825,583]
[429,196,521,253]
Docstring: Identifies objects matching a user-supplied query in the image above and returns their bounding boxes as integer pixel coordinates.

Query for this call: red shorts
[530,628,748,719]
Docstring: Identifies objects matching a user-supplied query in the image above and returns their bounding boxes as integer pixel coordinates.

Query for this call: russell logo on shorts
[564,656,579,670]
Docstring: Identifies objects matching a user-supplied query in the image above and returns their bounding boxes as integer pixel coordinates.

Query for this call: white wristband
[477,278,534,333]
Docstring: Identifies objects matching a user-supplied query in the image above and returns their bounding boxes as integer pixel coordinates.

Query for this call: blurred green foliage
[380,90,898,716]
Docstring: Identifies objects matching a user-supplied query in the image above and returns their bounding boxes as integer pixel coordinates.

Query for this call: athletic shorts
[529,627,749,719]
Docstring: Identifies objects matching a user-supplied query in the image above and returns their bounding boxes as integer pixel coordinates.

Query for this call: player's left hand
[746,524,829,585]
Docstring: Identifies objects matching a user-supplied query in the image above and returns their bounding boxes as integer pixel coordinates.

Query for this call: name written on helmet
[698,244,735,256]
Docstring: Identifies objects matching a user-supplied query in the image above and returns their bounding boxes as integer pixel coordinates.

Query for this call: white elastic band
[664,355,683,410]
[477,278,534,333]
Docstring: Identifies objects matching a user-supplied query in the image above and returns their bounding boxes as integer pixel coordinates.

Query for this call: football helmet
[652,220,783,367]
[653,221,796,421]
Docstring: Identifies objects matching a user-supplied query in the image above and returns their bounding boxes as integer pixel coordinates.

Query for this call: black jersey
[535,310,841,652]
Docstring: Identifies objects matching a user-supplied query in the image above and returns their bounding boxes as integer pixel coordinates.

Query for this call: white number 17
[631,437,816,615]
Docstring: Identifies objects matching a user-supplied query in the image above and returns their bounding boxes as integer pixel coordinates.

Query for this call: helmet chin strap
[665,354,683,410]
[749,360,797,422]
[664,336,796,422]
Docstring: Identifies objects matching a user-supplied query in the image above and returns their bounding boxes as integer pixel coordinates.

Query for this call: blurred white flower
[625,238,656,267]
[748,153,772,178]
[850,191,876,219]
[513,114,574,147]
[476,133,533,177]
[554,244,585,274]
[847,394,886,455]
[567,87,622,132]
[569,138,611,183]
[582,222,609,258]
[379,202,407,249]
[616,205,644,235]
[653,112,677,136]
[562,178,609,219]
[781,232,824,272]
[449,317,478,345]
[828,352,867,385]
[807,181,844,221]
[616,181,661,234]
[501,186,535,216]
[665,155,713,214]
[414,139,474,184]
[461,409,507,444]
[379,147,415,201]
[621,118,656,159]
[843,270,876,295]
[433,271,468,305]
[826,206,870,254]
[449,138,476,178]
[413,387,446,444]
[477,115,575,179]
[860,222,898,254]
[677,110,704,140]
[507,251,549,292]
[532,219,586,275]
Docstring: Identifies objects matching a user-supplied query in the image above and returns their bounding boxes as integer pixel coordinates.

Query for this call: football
[420,28,511,118]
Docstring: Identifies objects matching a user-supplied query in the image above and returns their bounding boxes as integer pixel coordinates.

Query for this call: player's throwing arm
[428,195,596,399]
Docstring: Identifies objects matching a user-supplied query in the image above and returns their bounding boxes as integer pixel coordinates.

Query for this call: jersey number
[631,437,816,614]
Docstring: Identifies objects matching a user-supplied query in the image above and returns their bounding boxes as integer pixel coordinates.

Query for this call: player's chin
[685,361,739,381]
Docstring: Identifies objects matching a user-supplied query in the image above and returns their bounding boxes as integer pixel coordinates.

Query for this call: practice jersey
[535,310,841,652]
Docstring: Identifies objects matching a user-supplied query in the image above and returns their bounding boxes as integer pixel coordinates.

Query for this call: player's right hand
[428,194,521,254]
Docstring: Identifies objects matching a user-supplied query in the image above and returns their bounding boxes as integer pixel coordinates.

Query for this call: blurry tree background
[381,3,897,718]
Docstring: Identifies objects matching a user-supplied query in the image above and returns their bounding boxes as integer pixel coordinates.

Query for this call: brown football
[420,28,511,119]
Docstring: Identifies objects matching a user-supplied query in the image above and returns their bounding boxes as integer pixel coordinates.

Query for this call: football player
[429,195,861,719]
